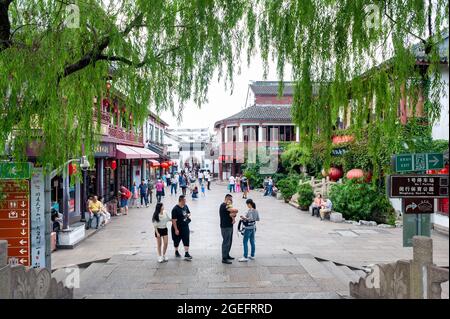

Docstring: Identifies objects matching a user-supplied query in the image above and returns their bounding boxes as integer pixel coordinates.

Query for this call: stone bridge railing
[0,240,73,299]
[350,236,449,299]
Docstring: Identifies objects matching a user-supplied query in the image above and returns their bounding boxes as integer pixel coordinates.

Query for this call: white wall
[432,65,449,141]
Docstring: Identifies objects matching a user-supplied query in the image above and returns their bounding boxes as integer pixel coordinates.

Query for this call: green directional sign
[394,153,444,172]
[0,162,31,179]
[426,153,444,170]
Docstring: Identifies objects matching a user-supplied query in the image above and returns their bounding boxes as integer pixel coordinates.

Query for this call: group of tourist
[227,174,250,199]
[263,176,275,196]
[150,193,261,264]
[311,193,333,221]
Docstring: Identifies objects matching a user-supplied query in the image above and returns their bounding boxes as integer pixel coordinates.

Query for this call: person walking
[179,173,188,196]
[238,199,260,262]
[235,175,241,193]
[170,174,178,195]
[228,175,235,193]
[171,195,193,261]
[166,172,171,187]
[152,203,171,263]
[241,175,250,199]
[198,170,204,184]
[138,179,149,208]
[155,179,164,203]
[266,177,274,196]
[118,186,131,215]
[205,170,211,190]
[130,182,139,208]
[262,177,268,196]
[220,194,238,264]
[147,178,154,204]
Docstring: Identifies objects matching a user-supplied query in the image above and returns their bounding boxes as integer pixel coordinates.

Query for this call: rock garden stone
[330,212,343,223]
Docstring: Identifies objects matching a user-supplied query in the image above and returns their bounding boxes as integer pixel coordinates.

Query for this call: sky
[160,54,293,133]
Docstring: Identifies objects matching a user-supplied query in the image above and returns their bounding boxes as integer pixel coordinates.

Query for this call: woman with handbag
[238,199,260,262]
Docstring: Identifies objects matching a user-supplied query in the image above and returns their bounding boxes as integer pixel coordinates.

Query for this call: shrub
[277,175,300,201]
[297,183,315,210]
[329,179,394,222]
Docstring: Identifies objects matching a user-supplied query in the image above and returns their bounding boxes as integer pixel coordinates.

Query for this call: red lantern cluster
[160,162,169,169]
[346,168,364,180]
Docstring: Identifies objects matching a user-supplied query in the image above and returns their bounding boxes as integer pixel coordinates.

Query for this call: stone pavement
[51,182,449,298]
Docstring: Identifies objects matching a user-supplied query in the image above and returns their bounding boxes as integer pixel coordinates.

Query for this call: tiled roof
[412,29,449,63]
[214,104,292,127]
[249,81,296,95]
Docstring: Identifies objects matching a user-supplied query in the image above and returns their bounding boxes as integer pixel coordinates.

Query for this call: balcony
[94,110,144,147]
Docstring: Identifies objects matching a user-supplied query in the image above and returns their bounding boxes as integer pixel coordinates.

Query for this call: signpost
[394,153,444,172]
[0,179,31,266]
[0,162,31,179]
[388,172,449,247]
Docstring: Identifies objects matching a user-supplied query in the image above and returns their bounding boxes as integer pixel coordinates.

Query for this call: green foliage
[254,0,447,181]
[276,174,300,201]
[0,0,252,168]
[242,158,264,188]
[329,179,394,223]
[297,182,315,210]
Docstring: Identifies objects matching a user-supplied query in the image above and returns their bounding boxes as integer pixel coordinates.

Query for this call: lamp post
[61,156,90,230]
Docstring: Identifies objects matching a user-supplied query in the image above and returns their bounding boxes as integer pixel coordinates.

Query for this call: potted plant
[297,183,315,210]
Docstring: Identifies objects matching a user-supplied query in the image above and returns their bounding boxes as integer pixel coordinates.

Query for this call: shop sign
[94,143,116,157]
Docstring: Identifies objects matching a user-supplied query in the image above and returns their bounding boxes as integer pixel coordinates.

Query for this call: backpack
[126,189,132,199]
[237,219,245,236]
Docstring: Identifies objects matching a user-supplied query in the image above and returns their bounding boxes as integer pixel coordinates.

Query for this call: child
[192,186,199,200]
[201,183,206,197]
[226,198,238,224]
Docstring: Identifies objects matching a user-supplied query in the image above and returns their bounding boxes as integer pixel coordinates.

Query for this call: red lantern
[328,167,343,181]
[68,163,77,176]
[111,160,117,170]
[161,162,169,169]
[346,168,364,180]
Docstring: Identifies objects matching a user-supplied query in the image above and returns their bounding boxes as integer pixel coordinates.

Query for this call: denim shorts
[120,199,128,208]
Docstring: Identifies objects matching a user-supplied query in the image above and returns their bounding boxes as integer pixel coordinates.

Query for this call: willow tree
[0,0,250,168]
[249,0,448,180]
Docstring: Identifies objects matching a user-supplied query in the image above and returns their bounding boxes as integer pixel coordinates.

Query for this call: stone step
[80,262,107,282]
[319,261,353,291]
[338,265,362,283]
[295,255,335,279]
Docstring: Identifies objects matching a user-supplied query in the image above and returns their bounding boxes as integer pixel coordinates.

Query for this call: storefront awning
[116,145,159,159]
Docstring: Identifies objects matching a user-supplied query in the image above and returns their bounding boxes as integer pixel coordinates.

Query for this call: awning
[116,145,159,159]
[148,160,160,167]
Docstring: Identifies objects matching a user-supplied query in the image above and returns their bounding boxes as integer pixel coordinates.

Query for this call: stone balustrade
[350,236,449,299]
[0,240,73,299]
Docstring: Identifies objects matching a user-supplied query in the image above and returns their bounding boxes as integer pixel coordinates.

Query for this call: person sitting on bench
[319,198,333,221]
[312,193,324,217]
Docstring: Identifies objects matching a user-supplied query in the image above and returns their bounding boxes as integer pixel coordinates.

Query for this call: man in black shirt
[171,195,193,260]
[220,194,237,264]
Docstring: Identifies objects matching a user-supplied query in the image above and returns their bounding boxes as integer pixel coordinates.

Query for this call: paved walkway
[53,182,449,269]
[51,182,449,298]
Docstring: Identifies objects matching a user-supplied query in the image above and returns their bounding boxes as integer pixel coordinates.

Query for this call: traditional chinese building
[214,81,299,180]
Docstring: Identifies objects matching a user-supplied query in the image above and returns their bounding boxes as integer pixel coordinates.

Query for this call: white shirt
[229,176,235,185]
[199,172,204,179]
[153,211,171,229]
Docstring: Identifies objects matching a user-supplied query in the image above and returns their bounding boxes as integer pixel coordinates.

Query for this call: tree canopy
[0,0,448,171]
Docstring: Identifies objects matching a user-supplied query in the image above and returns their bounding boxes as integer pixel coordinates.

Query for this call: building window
[243,126,258,142]
[221,128,225,142]
[160,129,163,144]
[227,127,234,142]
[155,127,159,144]
[149,124,154,142]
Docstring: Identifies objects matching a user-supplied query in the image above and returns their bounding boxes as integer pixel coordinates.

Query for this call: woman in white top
[152,203,172,263]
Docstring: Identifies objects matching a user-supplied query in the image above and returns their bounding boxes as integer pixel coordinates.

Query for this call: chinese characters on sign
[0,180,31,266]
[389,175,449,198]
[31,167,46,268]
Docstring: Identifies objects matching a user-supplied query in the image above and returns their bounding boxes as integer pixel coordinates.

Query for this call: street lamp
[61,156,90,230]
